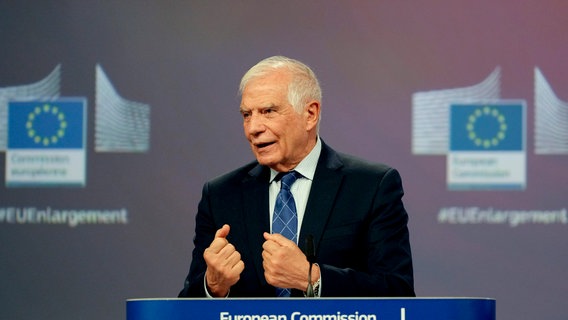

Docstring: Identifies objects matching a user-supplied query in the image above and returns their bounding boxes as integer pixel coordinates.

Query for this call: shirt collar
[269,137,322,183]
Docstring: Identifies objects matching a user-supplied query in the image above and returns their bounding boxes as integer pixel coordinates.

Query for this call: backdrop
[1,1,566,320]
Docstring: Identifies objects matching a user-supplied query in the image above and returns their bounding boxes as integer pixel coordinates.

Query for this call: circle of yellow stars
[466,106,507,149]
[26,104,67,146]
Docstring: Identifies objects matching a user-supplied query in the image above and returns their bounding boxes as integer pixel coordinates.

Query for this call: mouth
[254,141,275,150]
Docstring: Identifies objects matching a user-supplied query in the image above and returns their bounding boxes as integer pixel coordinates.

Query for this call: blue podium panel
[126,298,495,320]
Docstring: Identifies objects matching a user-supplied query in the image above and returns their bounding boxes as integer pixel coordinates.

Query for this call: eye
[262,107,276,115]
[240,110,251,120]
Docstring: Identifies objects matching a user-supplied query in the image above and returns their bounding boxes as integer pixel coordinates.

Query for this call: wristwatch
[305,263,321,297]
[312,277,321,296]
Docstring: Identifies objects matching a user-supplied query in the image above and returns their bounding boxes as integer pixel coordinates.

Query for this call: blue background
[8,100,85,149]
[450,104,524,151]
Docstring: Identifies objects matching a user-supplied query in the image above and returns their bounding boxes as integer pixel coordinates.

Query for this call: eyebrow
[239,103,278,113]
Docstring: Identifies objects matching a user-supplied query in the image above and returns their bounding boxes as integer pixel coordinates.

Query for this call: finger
[264,232,294,247]
[263,237,280,251]
[215,224,231,239]
[204,245,237,273]
[207,225,231,253]
[233,260,245,275]
[225,250,243,268]
[217,243,238,261]
[207,236,229,253]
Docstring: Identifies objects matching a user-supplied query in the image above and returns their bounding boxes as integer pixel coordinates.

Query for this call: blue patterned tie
[272,170,301,297]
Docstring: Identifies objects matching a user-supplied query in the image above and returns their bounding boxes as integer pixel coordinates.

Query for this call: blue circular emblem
[466,106,507,149]
[26,104,67,146]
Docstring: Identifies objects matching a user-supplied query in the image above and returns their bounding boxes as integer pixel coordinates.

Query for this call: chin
[255,155,279,168]
[256,158,275,167]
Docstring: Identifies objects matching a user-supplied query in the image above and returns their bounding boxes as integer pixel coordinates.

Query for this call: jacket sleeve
[319,168,415,297]
[178,183,216,297]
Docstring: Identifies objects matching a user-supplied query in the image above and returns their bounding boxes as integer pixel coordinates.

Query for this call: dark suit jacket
[179,141,415,297]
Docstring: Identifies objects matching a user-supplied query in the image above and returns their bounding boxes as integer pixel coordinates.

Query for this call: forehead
[240,70,291,108]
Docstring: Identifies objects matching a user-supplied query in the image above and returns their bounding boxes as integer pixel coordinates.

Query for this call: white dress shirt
[268,137,322,236]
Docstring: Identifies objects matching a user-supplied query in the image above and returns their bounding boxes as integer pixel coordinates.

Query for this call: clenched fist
[204,224,245,297]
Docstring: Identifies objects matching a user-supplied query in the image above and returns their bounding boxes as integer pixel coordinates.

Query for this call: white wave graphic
[411,67,501,154]
[534,68,568,154]
[95,65,150,152]
[0,65,61,151]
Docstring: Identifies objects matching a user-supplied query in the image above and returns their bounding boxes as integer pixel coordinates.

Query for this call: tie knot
[278,171,301,190]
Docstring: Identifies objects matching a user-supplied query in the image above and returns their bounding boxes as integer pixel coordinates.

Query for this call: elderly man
[179,56,414,298]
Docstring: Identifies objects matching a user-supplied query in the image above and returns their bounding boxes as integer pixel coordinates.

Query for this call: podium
[127,297,495,320]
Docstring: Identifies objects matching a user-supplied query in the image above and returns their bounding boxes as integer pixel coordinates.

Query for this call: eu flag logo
[450,103,524,151]
[8,100,86,149]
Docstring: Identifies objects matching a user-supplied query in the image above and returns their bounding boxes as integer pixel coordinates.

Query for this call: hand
[262,232,318,291]
[204,224,245,297]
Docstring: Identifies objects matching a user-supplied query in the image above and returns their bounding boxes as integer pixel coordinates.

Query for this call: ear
[304,101,320,131]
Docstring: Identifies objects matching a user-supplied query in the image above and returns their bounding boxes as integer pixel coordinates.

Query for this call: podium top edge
[126,297,496,302]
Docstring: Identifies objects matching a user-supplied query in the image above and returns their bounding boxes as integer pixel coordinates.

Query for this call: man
[179,56,414,298]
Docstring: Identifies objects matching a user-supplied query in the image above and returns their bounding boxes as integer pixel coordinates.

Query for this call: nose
[245,112,265,136]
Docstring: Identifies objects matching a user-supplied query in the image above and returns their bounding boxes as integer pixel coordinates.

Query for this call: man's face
[240,70,318,172]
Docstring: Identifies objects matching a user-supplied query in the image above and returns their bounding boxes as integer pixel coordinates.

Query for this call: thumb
[263,232,294,246]
[215,224,230,239]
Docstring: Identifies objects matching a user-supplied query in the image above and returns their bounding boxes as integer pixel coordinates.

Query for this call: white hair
[239,56,322,114]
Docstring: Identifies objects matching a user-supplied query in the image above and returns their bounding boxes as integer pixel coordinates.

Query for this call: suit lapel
[299,142,344,256]
[239,142,344,286]
[241,164,270,286]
